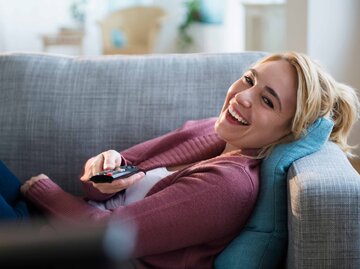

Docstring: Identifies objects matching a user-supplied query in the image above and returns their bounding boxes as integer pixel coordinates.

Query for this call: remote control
[90,165,143,183]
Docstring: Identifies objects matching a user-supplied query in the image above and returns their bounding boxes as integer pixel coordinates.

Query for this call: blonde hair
[255,52,360,158]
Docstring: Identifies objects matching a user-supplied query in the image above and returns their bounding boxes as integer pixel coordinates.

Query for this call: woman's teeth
[228,106,249,125]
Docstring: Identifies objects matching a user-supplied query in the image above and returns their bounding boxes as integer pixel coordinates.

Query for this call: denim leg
[0,194,30,220]
[0,160,22,204]
[0,194,18,218]
[0,161,30,220]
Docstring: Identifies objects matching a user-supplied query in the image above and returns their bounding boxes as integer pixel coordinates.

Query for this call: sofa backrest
[0,52,265,194]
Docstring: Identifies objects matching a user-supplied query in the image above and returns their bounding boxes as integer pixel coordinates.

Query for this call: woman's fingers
[102,150,122,170]
[80,150,122,181]
[80,156,99,181]
[20,174,50,194]
[90,154,105,178]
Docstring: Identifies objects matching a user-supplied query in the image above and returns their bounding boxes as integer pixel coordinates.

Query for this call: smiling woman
[215,58,298,154]
[1,51,358,269]
[218,52,359,158]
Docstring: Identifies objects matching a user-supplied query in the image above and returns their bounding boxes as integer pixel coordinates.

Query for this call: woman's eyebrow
[249,68,283,111]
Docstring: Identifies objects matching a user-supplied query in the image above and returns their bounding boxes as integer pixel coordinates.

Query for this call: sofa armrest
[287,142,360,268]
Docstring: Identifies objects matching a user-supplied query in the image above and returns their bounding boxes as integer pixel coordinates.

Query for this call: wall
[177,0,244,54]
[286,0,360,155]
[243,3,286,52]
[286,0,307,52]
[0,1,5,51]
[147,0,186,53]
[308,0,360,90]
[0,0,245,55]
[308,0,360,154]
[0,0,76,53]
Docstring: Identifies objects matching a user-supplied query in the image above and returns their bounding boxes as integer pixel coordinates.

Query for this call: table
[41,29,84,54]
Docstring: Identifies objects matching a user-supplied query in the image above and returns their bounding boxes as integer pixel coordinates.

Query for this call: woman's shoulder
[204,153,261,175]
[212,155,260,203]
[183,154,261,195]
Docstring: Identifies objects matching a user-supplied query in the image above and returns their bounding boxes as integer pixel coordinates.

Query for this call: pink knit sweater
[25,118,260,269]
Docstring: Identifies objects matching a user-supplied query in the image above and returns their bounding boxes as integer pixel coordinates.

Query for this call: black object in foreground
[90,165,143,183]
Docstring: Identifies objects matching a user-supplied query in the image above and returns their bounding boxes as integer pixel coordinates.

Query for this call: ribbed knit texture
[25,118,261,269]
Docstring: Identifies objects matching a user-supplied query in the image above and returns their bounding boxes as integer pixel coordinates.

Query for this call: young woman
[4,52,360,268]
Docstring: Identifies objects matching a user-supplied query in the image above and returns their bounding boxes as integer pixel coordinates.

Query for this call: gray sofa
[0,52,359,268]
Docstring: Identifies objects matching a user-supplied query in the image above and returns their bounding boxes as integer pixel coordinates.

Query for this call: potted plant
[178,0,201,50]
[178,0,224,52]
[69,0,88,30]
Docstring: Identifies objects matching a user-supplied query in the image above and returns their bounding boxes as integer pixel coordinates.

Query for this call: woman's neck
[222,143,261,157]
[221,143,238,155]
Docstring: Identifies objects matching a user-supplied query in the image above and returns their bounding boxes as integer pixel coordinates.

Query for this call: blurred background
[0,0,359,154]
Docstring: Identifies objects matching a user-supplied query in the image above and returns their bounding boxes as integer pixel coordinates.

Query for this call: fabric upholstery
[0,52,265,194]
[287,142,360,268]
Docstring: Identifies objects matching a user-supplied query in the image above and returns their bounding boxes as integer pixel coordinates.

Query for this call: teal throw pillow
[214,117,334,269]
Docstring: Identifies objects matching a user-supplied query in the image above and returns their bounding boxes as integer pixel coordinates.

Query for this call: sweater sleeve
[25,179,112,223]
[25,160,259,258]
[81,181,115,202]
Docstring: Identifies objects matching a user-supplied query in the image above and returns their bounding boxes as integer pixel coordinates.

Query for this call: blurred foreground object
[0,220,136,269]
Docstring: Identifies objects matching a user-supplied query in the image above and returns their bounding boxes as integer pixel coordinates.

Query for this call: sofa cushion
[0,52,265,195]
[215,117,334,269]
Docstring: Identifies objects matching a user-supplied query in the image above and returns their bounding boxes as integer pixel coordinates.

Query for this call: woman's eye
[262,97,274,109]
[244,75,254,86]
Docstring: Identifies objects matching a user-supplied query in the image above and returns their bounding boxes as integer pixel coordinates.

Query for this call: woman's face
[215,59,297,151]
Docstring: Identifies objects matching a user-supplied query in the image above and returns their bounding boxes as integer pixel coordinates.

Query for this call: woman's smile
[227,106,250,126]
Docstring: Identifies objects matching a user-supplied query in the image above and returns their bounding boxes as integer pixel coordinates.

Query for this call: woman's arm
[22,160,258,257]
[23,177,112,223]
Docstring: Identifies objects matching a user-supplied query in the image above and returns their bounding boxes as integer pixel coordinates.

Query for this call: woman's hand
[80,149,123,181]
[80,149,145,194]
[91,172,145,194]
[20,174,50,194]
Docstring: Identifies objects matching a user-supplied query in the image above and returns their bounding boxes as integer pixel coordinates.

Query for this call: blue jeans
[0,160,30,220]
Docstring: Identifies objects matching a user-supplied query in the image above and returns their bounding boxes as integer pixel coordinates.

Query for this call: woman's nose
[235,89,252,108]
